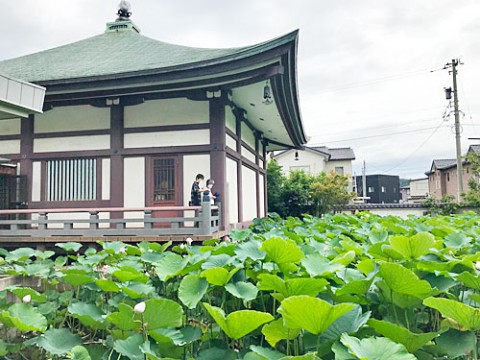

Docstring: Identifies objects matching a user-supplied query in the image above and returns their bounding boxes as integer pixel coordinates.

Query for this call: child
[190,174,204,206]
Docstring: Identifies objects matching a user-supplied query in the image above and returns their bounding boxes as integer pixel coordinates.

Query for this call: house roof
[311,146,356,160]
[425,159,457,175]
[0,21,296,84]
[0,16,307,151]
[273,145,355,161]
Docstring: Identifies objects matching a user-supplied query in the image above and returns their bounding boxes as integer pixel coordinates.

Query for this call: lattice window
[153,159,175,201]
[47,159,97,201]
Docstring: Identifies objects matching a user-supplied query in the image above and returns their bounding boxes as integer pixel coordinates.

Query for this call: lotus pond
[1,212,480,359]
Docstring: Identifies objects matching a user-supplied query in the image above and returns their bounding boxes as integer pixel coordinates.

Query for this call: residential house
[355,174,401,204]
[426,145,480,201]
[273,146,355,182]
[400,178,429,203]
[0,6,307,240]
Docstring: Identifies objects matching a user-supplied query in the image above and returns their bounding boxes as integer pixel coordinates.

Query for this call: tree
[266,159,286,216]
[463,151,480,206]
[281,170,314,217]
[310,170,354,217]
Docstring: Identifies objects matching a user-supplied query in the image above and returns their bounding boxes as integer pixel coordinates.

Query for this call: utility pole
[362,161,367,202]
[447,59,464,201]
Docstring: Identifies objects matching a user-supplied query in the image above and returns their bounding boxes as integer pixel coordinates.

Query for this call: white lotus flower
[119,247,126,254]
[475,261,480,271]
[179,243,185,250]
[186,237,193,246]
[134,301,146,313]
[22,294,31,303]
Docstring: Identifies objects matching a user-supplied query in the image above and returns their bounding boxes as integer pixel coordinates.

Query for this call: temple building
[0,4,306,240]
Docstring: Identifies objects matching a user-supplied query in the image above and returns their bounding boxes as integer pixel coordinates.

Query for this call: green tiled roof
[0,20,296,84]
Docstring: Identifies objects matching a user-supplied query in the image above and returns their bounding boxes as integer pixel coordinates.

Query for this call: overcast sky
[2,1,479,179]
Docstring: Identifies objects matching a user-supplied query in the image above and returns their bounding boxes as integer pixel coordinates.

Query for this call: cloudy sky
[2,1,479,179]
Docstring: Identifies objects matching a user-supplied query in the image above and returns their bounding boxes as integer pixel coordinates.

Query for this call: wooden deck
[0,202,223,248]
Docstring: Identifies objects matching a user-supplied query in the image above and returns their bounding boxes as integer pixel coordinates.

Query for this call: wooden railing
[0,201,220,238]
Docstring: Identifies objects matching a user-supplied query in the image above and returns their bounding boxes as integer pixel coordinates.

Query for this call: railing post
[216,202,222,229]
[144,210,153,229]
[38,212,48,230]
[200,200,212,235]
[89,211,99,230]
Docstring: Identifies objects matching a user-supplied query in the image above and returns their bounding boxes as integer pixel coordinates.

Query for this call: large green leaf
[121,283,156,299]
[444,232,472,249]
[321,305,371,341]
[178,274,208,309]
[113,266,149,283]
[277,295,354,335]
[106,303,141,331]
[278,354,321,360]
[95,279,120,292]
[155,252,188,281]
[389,232,435,260]
[423,297,480,330]
[235,239,266,262]
[201,267,240,286]
[28,328,82,355]
[59,268,94,286]
[368,319,438,352]
[68,345,92,360]
[260,238,304,264]
[301,254,344,277]
[262,318,300,347]
[456,271,480,291]
[144,298,183,330]
[257,274,327,299]
[68,302,106,329]
[113,333,145,360]
[0,303,47,332]
[203,303,273,339]
[55,242,83,252]
[225,281,259,304]
[339,334,417,360]
[379,262,433,299]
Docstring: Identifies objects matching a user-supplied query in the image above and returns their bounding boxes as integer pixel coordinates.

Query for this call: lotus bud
[186,237,193,246]
[179,243,185,250]
[134,301,146,313]
[323,245,329,252]
[475,261,480,271]
[119,247,126,254]
[22,294,31,303]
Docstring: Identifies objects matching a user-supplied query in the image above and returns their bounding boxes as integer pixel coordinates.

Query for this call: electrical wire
[316,65,444,94]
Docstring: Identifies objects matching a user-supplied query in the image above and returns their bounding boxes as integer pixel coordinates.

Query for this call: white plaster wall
[242,165,257,222]
[259,173,265,217]
[276,150,326,175]
[124,130,209,149]
[324,160,353,176]
[226,133,237,151]
[225,106,236,133]
[0,140,20,154]
[242,145,256,163]
[0,118,20,135]
[102,158,111,201]
[241,122,255,148]
[32,161,41,202]
[226,158,238,225]
[410,179,429,198]
[124,98,209,128]
[34,135,110,152]
[183,154,210,206]
[124,158,145,207]
[35,105,109,133]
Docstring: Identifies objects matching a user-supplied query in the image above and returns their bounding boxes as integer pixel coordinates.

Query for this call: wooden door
[149,157,180,227]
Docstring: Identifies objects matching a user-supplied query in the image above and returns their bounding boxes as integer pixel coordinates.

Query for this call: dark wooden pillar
[110,103,124,215]
[20,115,34,205]
[235,111,243,223]
[209,96,227,230]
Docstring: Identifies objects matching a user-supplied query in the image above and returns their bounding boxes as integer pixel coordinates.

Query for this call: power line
[316,65,444,94]
[309,125,451,145]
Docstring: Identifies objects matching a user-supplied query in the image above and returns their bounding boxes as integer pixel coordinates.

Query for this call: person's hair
[196,174,204,180]
[206,179,214,186]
